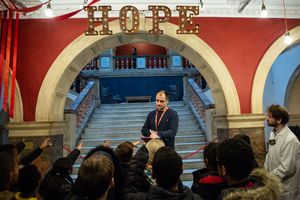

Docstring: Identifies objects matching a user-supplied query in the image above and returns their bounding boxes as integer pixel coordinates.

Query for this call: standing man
[141,90,178,148]
[264,104,300,199]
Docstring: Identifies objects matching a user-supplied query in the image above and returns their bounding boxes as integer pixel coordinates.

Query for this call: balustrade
[65,81,99,139]
[184,77,214,134]
[113,55,168,70]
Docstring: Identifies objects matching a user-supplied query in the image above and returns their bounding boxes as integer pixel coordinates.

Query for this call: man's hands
[150,130,160,139]
[76,140,83,151]
[103,140,111,147]
[132,140,141,147]
[39,138,52,150]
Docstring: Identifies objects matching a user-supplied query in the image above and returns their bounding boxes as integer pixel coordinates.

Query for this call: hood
[224,168,282,200]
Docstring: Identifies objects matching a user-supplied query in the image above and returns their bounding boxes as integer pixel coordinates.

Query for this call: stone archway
[285,64,300,114]
[252,26,300,114]
[5,73,23,122]
[36,19,240,122]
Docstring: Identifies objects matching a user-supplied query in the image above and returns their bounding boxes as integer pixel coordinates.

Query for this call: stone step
[91,112,193,119]
[88,116,197,124]
[87,119,198,126]
[84,126,202,132]
[99,102,186,108]
[182,158,205,170]
[94,107,190,113]
[182,181,193,188]
[87,122,200,129]
[83,129,204,136]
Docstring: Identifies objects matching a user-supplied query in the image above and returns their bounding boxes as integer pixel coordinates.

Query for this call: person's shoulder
[148,110,156,116]
[168,107,178,114]
[285,126,300,143]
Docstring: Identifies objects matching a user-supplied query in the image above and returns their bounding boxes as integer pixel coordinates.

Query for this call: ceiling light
[282,0,292,45]
[284,32,292,45]
[261,2,267,17]
[45,2,53,17]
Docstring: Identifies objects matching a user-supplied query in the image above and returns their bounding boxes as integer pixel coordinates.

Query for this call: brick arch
[252,25,300,114]
[36,19,240,121]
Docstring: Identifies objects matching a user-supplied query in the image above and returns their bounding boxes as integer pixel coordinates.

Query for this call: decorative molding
[214,114,265,129]
[7,121,66,137]
[23,5,300,19]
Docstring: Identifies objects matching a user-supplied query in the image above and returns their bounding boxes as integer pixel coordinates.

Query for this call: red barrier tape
[181,138,217,160]
[63,146,85,159]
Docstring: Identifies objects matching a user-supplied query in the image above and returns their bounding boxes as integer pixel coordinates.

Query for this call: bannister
[113,55,168,70]
[65,81,99,141]
[184,77,215,138]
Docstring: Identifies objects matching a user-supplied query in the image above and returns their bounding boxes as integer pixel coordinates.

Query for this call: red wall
[115,43,167,56]
[13,17,300,121]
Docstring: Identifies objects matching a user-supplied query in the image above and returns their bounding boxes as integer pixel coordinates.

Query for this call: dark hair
[18,164,41,196]
[73,155,114,199]
[79,145,122,200]
[267,104,289,124]
[51,157,73,178]
[152,146,183,189]
[233,134,251,145]
[203,142,218,171]
[217,138,254,180]
[0,152,17,190]
[157,90,169,100]
[115,141,134,163]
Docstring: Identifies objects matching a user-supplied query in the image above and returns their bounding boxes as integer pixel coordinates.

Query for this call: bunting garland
[50,0,100,21]
[2,10,12,112]
[9,13,19,117]
[0,12,7,111]
[7,0,51,13]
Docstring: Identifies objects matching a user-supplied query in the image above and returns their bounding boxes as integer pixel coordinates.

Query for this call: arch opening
[36,19,240,122]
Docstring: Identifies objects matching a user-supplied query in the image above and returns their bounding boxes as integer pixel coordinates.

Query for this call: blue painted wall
[100,76,183,103]
[263,43,300,141]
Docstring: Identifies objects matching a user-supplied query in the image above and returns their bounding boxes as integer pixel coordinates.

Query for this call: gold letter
[84,6,112,36]
[119,6,140,34]
[148,6,171,34]
[176,6,199,34]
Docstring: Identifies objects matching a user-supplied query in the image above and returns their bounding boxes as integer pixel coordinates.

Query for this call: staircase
[72,101,207,187]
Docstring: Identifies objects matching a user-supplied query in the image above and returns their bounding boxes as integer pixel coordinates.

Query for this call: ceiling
[1,0,300,19]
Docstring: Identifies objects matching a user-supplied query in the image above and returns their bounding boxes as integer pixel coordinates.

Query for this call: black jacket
[192,168,227,200]
[141,108,178,148]
[38,149,80,200]
[124,146,202,200]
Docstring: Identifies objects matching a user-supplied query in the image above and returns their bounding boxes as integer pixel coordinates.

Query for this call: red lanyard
[155,107,168,131]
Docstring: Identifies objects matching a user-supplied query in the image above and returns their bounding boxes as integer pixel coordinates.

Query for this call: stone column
[214,114,266,166]
[7,121,66,174]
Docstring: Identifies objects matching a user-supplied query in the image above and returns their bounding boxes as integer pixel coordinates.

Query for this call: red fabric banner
[50,0,100,21]
[9,13,19,118]
[8,0,50,13]
[2,10,13,111]
[0,12,8,105]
